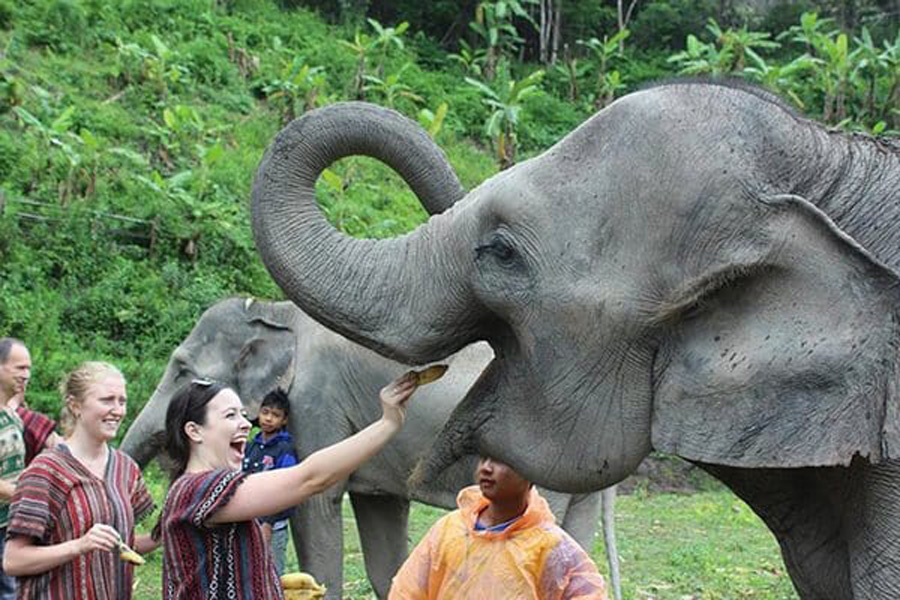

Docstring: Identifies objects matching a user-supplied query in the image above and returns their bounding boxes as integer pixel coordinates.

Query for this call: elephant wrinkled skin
[250,81,900,598]
[121,298,619,600]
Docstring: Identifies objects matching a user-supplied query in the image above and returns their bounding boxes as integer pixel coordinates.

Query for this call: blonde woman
[3,361,156,599]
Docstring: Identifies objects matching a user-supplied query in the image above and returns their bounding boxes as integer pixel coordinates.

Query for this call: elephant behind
[121,297,620,599]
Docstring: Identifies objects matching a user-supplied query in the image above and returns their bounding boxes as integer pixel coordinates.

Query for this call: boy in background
[242,388,298,575]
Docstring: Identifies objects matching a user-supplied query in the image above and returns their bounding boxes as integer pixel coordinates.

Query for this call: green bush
[0,0,15,30]
[629,0,718,51]
[21,0,89,52]
[519,91,586,152]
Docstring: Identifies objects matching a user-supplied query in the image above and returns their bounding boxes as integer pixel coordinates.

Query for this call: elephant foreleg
[292,490,345,600]
[348,492,411,599]
[708,459,900,599]
[846,459,900,599]
[698,462,852,600]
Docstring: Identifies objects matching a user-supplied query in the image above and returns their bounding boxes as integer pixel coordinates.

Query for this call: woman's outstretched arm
[208,372,417,524]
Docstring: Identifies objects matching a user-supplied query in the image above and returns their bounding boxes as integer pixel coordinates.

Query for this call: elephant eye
[475,235,517,265]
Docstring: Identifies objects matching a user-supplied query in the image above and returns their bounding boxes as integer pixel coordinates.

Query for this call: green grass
[131,472,797,599]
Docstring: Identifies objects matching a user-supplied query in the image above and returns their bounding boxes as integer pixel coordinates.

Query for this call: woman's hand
[78,524,120,554]
[379,372,418,428]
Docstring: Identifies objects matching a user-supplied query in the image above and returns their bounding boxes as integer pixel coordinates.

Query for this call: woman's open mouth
[230,439,246,462]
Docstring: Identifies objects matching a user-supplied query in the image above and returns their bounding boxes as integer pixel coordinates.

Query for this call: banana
[410,364,449,386]
[118,541,145,566]
[281,572,325,591]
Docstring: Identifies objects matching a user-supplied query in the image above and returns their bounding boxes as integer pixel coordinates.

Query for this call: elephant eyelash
[474,237,517,263]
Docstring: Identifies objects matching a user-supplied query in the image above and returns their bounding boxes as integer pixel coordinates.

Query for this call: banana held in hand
[409,364,449,386]
[118,541,145,566]
[281,572,326,598]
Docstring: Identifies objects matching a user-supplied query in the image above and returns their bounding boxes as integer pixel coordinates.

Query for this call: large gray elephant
[250,81,900,599]
[121,297,620,599]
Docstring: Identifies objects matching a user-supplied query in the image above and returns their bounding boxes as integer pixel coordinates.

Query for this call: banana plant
[448,39,487,77]
[551,51,590,102]
[669,19,778,76]
[851,27,899,126]
[13,105,84,202]
[705,19,779,72]
[263,57,327,124]
[811,31,852,123]
[742,51,816,109]
[578,29,629,109]
[114,35,187,99]
[338,30,373,100]
[367,18,408,77]
[417,102,449,139]
[362,63,423,109]
[466,61,544,170]
[470,0,538,81]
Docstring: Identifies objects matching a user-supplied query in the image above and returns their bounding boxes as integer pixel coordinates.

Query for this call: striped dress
[6,445,154,599]
[160,469,283,600]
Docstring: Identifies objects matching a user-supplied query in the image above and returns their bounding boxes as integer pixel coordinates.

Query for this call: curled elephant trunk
[251,102,483,362]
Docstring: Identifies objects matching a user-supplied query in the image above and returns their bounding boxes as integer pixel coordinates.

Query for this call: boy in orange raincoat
[389,457,608,599]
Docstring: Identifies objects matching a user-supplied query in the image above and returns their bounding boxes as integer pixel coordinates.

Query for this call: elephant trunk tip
[411,436,475,489]
[408,458,430,489]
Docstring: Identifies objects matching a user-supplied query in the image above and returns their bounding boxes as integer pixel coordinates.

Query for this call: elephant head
[121,298,297,466]
[251,83,900,494]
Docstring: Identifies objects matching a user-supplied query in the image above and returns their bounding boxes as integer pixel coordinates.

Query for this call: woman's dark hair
[151,379,230,540]
[160,379,230,483]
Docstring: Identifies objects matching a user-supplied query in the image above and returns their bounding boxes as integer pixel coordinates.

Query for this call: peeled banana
[281,572,326,599]
[410,364,449,386]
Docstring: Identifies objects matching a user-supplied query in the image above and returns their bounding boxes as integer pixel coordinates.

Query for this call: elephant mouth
[420,332,655,493]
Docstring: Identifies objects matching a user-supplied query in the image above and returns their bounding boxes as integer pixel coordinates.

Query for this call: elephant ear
[235,300,296,413]
[653,194,900,468]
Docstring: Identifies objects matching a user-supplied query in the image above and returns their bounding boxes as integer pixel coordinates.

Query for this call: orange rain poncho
[389,486,608,600]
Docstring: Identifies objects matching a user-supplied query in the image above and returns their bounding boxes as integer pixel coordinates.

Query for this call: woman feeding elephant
[3,361,156,600]
[154,372,418,600]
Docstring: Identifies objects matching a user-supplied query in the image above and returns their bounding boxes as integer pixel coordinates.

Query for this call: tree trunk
[618,0,639,51]
[837,0,857,32]
[539,0,549,64]
[551,0,561,65]
[617,0,624,51]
